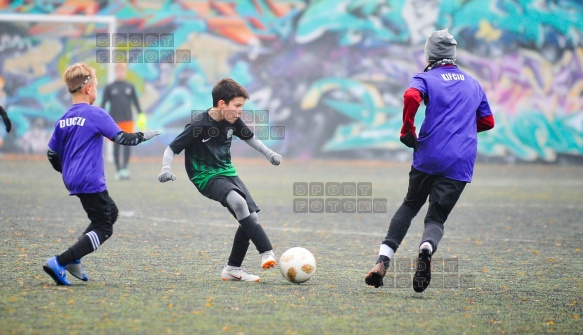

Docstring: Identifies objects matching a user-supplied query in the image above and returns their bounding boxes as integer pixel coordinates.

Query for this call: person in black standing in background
[101,63,145,180]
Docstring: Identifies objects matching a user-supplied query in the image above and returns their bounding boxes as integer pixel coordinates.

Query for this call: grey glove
[142,130,161,141]
[266,151,282,165]
[158,166,176,182]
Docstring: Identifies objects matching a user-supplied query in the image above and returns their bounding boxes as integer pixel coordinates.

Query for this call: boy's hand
[267,152,282,165]
[158,166,176,182]
[141,130,161,141]
[399,132,418,151]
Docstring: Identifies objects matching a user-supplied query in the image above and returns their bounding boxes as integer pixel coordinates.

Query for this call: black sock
[376,255,390,267]
[227,226,250,267]
[238,215,272,253]
[56,234,95,265]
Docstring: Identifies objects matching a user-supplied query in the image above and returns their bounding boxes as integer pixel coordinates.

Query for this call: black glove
[47,149,62,173]
[400,132,418,151]
[0,106,11,133]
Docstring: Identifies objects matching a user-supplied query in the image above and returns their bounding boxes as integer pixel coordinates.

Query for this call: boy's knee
[109,204,119,225]
[226,190,249,218]
[427,202,451,224]
[401,200,423,216]
[231,201,246,214]
[95,224,114,242]
[110,212,118,225]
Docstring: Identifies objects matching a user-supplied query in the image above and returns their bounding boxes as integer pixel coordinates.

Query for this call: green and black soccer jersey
[169,110,254,190]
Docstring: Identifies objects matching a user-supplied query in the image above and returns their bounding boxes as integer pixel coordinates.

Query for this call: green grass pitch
[0,156,581,334]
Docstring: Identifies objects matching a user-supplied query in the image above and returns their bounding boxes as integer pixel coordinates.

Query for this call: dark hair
[212,78,249,107]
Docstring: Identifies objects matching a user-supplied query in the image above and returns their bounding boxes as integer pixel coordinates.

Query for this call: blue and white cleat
[43,256,71,285]
[66,259,89,281]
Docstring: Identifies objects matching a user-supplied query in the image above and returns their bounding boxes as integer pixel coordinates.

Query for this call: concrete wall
[1,0,581,162]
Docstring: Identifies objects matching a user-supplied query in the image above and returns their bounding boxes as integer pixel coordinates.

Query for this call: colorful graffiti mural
[1,0,582,162]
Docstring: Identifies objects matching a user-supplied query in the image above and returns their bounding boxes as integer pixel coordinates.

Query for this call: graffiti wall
[1,0,582,162]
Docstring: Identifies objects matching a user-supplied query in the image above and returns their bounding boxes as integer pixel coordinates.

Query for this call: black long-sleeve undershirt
[47,131,145,173]
[112,131,145,146]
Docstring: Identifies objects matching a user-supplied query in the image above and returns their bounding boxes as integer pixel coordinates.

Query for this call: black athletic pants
[57,190,119,265]
[382,167,466,253]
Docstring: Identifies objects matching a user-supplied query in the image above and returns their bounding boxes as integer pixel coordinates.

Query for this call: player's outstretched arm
[112,130,160,146]
[158,146,177,182]
[243,136,282,165]
[47,149,62,173]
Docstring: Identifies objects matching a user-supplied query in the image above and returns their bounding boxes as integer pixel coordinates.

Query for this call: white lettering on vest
[441,73,465,81]
[59,117,86,128]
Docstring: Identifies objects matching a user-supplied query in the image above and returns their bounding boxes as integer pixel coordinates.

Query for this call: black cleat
[365,260,389,288]
[413,248,432,292]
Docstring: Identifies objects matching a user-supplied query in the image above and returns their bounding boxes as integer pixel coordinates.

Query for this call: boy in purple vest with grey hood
[365,29,495,292]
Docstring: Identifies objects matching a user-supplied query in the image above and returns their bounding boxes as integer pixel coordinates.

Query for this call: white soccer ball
[279,247,316,283]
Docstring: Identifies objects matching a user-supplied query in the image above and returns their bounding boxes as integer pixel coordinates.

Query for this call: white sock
[379,244,395,259]
[419,242,433,253]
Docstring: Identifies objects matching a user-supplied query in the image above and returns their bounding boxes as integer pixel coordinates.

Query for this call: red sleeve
[400,87,422,137]
[477,114,494,132]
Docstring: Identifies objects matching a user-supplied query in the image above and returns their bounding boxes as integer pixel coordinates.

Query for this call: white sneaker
[120,168,130,180]
[221,265,260,282]
[260,250,276,269]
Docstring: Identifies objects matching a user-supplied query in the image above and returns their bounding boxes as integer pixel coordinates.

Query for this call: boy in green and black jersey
[158,78,281,282]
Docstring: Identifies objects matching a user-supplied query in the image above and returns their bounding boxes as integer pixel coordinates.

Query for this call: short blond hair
[63,62,95,94]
